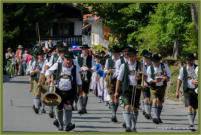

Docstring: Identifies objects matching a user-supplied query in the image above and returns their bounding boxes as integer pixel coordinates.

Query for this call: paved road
[3,76,199,133]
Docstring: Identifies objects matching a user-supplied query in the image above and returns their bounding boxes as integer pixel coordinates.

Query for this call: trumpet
[41,75,62,106]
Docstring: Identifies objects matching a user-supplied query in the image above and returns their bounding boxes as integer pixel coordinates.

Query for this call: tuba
[41,75,62,106]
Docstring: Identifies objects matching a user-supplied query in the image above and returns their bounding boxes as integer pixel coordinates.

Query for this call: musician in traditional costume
[77,44,96,114]
[5,48,15,78]
[104,46,120,122]
[140,50,152,119]
[45,51,82,131]
[176,53,198,130]
[147,54,171,124]
[37,50,48,113]
[29,51,41,114]
[115,47,144,132]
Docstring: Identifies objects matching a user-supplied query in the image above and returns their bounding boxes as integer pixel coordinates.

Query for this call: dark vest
[78,55,92,81]
[183,64,197,93]
[121,61,141,93]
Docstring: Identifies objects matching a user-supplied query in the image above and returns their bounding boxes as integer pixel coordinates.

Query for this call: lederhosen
[107,57,117,95]
[142,64,151,99]
[121,61,142,108]
[149,63,167,103]
[183,65,198,109]
[55,63,77,110]
[78,55,92,94]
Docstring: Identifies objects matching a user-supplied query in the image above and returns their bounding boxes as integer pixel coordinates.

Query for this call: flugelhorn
[41,75,62,106]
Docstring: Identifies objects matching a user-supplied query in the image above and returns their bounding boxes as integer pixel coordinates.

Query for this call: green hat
[38,50,44,55]
[185,53,196,60]
[127,47,138,55]
[109,46,120,53]
[64,51,74,59]
[80,44,90,49]
[49,46,56,53]
[56,41,63,47]
[140,49,149,56]
[59,47,68,53]
[32,51,39,58]
[143,52,152,59]
[151,53,162,62]
[121,45,131,51]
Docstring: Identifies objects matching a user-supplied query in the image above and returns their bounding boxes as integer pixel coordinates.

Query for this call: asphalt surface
[3,75,199,133]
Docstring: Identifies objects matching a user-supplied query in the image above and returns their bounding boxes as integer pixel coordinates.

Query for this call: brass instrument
[105,69,114,90]
[188,66,198,81]
[41,75,62,106]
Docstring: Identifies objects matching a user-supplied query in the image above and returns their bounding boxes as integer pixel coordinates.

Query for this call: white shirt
[117,61,146,86]
[104,56,119,78]
[147,63,171,86]
[178,65,197,89]
[45,62,82,91]
[30,60,38,75]
[116,56,129,76]
[40,59,48,74]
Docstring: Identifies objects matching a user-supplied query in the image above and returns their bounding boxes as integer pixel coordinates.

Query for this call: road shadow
[77,125,121,129]
[5,81,30,84]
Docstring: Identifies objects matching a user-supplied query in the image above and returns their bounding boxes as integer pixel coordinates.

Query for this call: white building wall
[74,21,82,35]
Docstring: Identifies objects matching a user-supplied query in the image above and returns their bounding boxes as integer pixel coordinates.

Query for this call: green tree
[3,3,61,52]
[136,3,197,59]
[81,3,155,48]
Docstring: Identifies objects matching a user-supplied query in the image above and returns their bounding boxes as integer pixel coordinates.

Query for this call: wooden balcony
[40,35,82,45]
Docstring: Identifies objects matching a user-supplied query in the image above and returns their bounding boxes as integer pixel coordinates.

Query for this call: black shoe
[153,118,159,124]
[145,114,151,120]
[111,116,118,123]
[32,105,39,114]
[65,123,75,131]
[142,110,146,115]
[189,125,196,131]
[53,120,59,128]
[41,109,46,114]
[58,125,63,131]
[49,112,54,118]
[78,110,84,115]
[122,122,126,128]
[125,128,132,132]
[83,109,87,114]
[158,118,163,123]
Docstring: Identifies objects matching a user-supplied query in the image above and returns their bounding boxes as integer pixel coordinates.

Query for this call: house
[40,3,83,47]
[82,13,111,49]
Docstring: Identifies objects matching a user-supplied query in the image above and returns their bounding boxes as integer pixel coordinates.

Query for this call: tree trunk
[172,39,179,60]
[191,3,198,31]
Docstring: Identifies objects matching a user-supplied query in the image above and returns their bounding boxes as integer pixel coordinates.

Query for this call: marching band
[5,42,198,132]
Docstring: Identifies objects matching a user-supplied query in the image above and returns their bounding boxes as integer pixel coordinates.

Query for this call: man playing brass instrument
[45,51,82,131]
[104,46,120,123]
[140,50,152,120]
[115,47,145,132]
